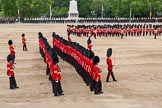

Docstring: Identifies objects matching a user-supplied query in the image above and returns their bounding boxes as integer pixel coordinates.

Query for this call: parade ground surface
[0,24,162,108]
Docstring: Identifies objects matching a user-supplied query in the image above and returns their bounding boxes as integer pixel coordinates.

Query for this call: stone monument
[68,0,79,18]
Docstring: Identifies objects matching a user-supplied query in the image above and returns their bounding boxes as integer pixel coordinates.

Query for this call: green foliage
[2,0,17,17]
[1,0,162,18]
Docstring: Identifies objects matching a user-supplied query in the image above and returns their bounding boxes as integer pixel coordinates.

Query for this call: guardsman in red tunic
[87,36,93,50]
[67,32,72,42]
[8,40,16,64]
[6,54,19,89]
[87,51,95,91]
[22,33,28,51]
[51,57,64,96]
[106,48,117,82]
[154,28,157,39]
[93,56,103,95]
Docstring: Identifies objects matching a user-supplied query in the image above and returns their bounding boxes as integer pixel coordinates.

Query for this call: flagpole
[150,2,152,18]
[50,5,52,19]
[18,7,20,24]
[19,16,20,24]
[101,5,104,18]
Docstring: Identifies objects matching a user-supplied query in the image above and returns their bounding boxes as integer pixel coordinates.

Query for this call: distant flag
[50,5,52,18]
[18,7,20,17]
[150,2,152,18]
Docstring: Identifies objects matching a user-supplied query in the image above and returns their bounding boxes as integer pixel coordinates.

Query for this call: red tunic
[22,37,26,45]
[7,63,14,76]
[51,64,61,81]
[93,66,101,81]
[87,44,93,50]
[68,36,71,42]
[107,57,113,71]
[9,45,15,55]
[88,60,94,76]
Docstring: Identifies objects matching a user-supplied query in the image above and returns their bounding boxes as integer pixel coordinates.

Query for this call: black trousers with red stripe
[94,80,102,94]
[9,76,17,89]
[52,80,63,96]
[106,70,116,82]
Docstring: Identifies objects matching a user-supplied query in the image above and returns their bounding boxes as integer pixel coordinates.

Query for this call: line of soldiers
[38,32,64,96]
[15,17,162,24]
[6,40,19,90]
[67,24,162,39]
[53,32,103,95]
[23,18,76,23]
[77,17,159,23]
[1,17,162,24]
[0,18,16,24]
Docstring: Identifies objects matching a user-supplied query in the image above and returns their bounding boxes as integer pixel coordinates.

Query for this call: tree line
[0,0,162,18]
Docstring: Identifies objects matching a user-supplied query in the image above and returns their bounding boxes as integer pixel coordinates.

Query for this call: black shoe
[54,94,60,96]
[94,93,100,95]
[113,80,117,82]
[60,93,64,96]
[106,80,110,82]
[90,89,93,92]
[15,86,19,89]
[100,91,103,94]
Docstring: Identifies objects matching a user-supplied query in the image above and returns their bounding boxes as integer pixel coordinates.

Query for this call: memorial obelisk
[68,0,79,18]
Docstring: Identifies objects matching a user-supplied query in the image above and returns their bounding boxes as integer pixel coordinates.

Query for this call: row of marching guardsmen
[67,24,162,39]
[39,31,117,95]
[52,32,104,95]
[38,32,64,96]
[38,32,110,95]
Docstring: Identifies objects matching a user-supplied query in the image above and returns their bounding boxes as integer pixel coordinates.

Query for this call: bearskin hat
[45,45,51,51]
[88,51,95,59]
[22,33,25,37]
[93,56,100,65]
[7,54,13,62]
[68,32,70,36]
[87,37,92,44]
[52,56,59,64]
[94,26,96,30]
[52,32,56,38]
[38,32,42,38]
[83,49,88,57]
[8,40,13,45]
[107,48,112,57]
[49,48,56,56]
[38,32,42,36]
